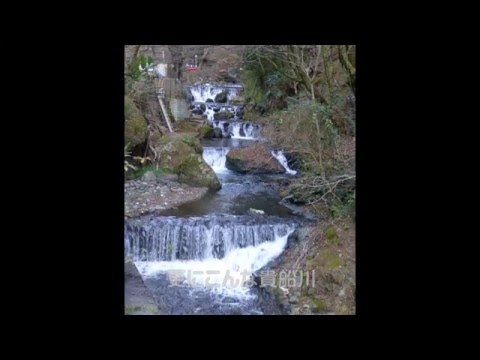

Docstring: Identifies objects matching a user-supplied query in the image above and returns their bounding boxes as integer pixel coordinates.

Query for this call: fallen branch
[294,241,311,271]
[307,175,355,205]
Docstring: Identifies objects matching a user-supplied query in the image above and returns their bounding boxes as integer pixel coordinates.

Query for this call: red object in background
[186,65,198,72]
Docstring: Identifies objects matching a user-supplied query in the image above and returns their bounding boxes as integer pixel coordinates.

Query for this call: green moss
[155,135,199,170]
[325,226,337,240]
[176,153,201,173]
[213,110,234,120]
[144,305,158,313]
[125,305,157,315]
[214,90,228,103]
[176,121,199,133]
[323,249,342,269]
[177,154,221,190]
[307,259,316,269]
[125,96,148,147]
[271,286,284,302]
[325,226,340,245]
[329,257,342,268]
[149,134,220,190]
[198,126,214,138]
[312,299,327,313]
[242,107,262,121]
[181,135,202,153]
[125,305,142,315]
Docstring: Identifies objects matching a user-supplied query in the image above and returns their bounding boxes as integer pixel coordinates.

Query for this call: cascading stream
[212,121,261,140]
[189,84,242,103]
[126,83,301,314]
[203,147,229,173]
[126,215,296,299]
[271,150,297,175]
[125,215,295,262]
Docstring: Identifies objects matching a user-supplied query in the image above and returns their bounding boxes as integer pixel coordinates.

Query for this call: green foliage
[128,54,154,81]
[243,49,292,112]
[125,96,148,147]
[325,226,337,240]
[125,305,157,315]
[125,53,157,106]
[325,226,341,246]
[198,126,214,138]
[323,249,342,269]
[264,100,345,176]
[331,190,355,219]
[125,305,142,315]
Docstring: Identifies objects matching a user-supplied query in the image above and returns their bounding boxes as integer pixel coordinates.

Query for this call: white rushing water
[212,121,261,140]
[189,84,241,103]
[271,150,297,175]
[135,226,294,298]
[230,122,257,139]
[205,108,215,121]
[203,147,230,173]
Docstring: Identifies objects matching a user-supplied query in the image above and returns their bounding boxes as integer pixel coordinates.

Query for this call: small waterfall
[189,84,242,103]
[230,122,260,139]
[271,150,297,175]
[126,215,296,292]
[203,147,230,173]
[125,215,296,262]
[189,84,224,103]
[212,121,262,139]
[188,84,244,123]
[205,107,215,121]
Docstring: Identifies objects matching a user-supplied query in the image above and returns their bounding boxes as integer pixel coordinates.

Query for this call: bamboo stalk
[157,94,173,133]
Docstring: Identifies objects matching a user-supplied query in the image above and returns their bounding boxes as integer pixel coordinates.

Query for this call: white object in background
[155,63,168,77]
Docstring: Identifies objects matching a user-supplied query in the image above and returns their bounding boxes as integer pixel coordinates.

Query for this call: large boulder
[125,96,148,148]
[213,127,224,138]
[177,153,221,190]
[214,90,228,103]
[226,144,285,174]
[198,126,214,138]
[151,133,221,190]
[213,110,234,120]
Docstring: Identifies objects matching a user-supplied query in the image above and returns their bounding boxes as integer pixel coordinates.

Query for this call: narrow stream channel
[125,83,302,314]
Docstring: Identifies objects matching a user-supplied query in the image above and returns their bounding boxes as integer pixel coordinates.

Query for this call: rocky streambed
[125,173,209,218]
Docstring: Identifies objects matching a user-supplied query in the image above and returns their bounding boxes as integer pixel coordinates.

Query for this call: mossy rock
[213,110,234,120]
[150,133,220,190]
[152,133,203,169]
[180,134,203,154]
[214,90,228,103]
[198,126,215,138]
[176,153,221,190]
[125,96,148,148]
[226,144,284,174]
